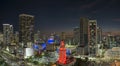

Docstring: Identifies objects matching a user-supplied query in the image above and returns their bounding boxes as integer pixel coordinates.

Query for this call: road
[88,61,110,66]
[0,50,36,66]
[0,50,19,66]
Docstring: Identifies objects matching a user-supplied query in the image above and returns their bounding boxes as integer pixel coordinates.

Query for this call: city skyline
[0,0,120,33]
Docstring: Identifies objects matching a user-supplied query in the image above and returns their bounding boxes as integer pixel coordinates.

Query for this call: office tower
[96,27,102,56]
[79,17,89,55]
[88,20,97,56]
[73,27,80,45]
[10,25,14,43]
[97,27,102,44]
[3,24,13,47]
[19,14,34,48]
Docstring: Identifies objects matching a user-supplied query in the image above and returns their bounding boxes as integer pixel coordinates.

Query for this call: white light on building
[24,48,34,58]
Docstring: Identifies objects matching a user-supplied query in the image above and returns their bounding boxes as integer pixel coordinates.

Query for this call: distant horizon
[0,27,120,36]
[0,14,120,33]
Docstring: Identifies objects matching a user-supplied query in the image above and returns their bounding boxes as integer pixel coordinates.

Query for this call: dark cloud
[80,0,98,9]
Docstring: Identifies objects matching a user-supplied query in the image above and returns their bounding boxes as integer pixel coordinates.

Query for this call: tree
[33,61,39,65]
[0,59,8,66]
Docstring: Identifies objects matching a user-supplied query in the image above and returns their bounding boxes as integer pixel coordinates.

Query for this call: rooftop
[19,14,34,17]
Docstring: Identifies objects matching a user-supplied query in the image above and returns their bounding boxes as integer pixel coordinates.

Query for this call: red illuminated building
[57,40,76,66]
[58,40,66,64]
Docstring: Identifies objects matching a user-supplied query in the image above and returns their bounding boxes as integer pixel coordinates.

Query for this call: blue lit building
[33,43,46,51]
[46,34,56,51]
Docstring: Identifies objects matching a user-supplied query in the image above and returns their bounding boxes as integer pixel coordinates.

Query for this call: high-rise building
[19,14,34,48]
[80,17,89,47]
[3,24,13,48]
[88,20,97,56]
[10,25,14,41]
[73,27,80,45]
[96,27,102,56]
[97,27,102,44]
[79,17,89,55]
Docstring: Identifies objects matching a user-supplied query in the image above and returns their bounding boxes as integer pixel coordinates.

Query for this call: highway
[0,50,37,66]
[0,50,19,66]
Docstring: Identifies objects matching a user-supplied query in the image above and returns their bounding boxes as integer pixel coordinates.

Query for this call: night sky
[0,0,120,33]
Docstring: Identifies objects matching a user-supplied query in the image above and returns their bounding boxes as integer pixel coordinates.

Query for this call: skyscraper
[79,17,89,55]
[3,24,13,48]
[80,17,89,47]
[10,25,14,43]
[88,20,97,56]
[97,27,102,44]
[96,27,102,56]
[19,14,34,48]
[73,27,80,45]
